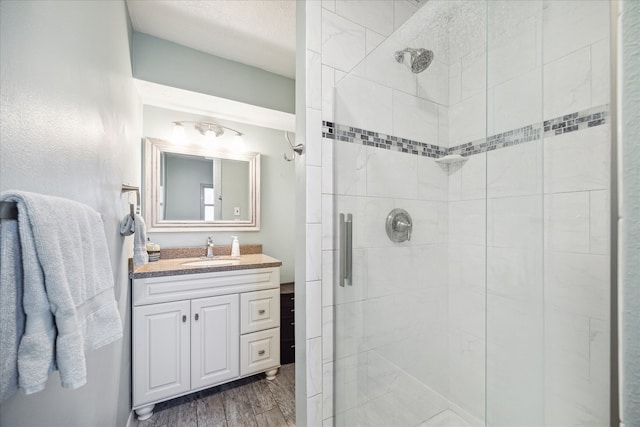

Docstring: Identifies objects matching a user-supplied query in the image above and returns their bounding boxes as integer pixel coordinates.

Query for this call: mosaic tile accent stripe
[323,104,609,159]
[321,122,447,158]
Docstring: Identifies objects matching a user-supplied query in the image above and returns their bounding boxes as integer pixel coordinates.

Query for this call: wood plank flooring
[133,364,295,427]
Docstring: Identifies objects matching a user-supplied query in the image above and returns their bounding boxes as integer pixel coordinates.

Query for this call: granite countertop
[130,253,282,279]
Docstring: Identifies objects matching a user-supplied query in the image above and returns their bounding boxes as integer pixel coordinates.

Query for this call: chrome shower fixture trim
[395,47,434,73]
[172,121,244,138]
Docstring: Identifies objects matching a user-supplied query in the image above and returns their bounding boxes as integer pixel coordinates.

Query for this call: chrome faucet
[206,236,215,258]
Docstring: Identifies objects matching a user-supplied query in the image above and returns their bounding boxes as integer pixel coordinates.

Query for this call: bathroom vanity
[130,254,282,421]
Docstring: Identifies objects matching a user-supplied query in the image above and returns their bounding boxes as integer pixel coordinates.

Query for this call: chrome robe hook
[283,131,304,161]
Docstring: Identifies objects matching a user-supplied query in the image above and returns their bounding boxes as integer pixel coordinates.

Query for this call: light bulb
[172,122,186,144]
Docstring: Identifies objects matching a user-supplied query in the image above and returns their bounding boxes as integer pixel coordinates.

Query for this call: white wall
[142,105,296,284]
[620,0,640,425]
[0,1,141,426]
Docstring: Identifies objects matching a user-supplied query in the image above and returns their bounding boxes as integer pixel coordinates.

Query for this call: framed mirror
[144,137,260,231]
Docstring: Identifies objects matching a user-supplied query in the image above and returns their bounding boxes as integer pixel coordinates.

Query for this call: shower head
[395,48,434,73]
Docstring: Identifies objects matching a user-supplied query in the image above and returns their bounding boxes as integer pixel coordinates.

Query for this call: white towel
[0,191,123,395]
[0,219,25,402]
[131,214,148,266]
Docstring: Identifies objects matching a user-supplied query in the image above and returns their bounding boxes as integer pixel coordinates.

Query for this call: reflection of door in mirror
[163,152,213,221]
[201,184,214,221]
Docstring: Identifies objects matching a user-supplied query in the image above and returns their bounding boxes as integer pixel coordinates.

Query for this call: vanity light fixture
[171,121,244,143]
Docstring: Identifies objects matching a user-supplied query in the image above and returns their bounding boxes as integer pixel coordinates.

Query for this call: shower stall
[309,0,613,425]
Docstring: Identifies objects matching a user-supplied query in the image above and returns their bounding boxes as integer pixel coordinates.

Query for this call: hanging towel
[0,219,25,402]
[0,191,123,396]
[131,214,148,266]
[119,214,135,236]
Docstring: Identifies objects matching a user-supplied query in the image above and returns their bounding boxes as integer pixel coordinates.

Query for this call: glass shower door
[330,2,488,425]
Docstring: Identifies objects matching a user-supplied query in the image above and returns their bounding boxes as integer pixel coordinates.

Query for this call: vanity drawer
[240,288,280,334]
[240,328,280,376]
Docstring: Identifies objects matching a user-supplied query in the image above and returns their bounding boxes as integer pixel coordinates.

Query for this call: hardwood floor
[134,363,296,427]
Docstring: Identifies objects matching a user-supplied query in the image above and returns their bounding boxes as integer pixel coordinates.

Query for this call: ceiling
[126,0,296,79]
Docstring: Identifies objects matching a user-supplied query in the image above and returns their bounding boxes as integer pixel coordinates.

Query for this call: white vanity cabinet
[132,266,280,421]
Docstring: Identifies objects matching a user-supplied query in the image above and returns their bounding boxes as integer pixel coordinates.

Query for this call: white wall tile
[322,9,366,73]
[307,337,323,398]
[322,362,334,420]
[591,38,610,108]
[449,92,486,147]
[449,329,485,420]
[416,59,449,106]
[321,250,334,307]
[333,140,367,196]
[438,105,449,147]
[544,124,609,193]
[488,195,543,249]
[307,223,322,282]
[366,147,418,199]
[334,73,393,135]
[322,65,336,122]
[322,0,336,13]
[365,29,385,55]
[544,47,591,120]
[307,165,322,224]
[306,107,323,166]
[449,244,485,294]
[392,90,438,143]
[449,60,462,106]
[487,246,543,303]
[307,51,323,110]
[487,15,538,88]
[307,281,322,339]
[321,138,334,195]
[417,156,448,201]
[487,141,543,198]
[322,306,334,363]
[334,302,363,359]
[307,0,322,53]
[460,152,486,200]
[307,391,323,426]
[449,287,485,338]
[449,199,486,247]
[394,0,419,30]
[590,190,610,254]
[334,352,368,411]
[461,49,486,100]
[544,251,609,320]
[322,194,334,250]
[493,68,542,134]
[544,192,590,253]
[448,162,462,202]
[543,0,610,64]
[335,0,394,36]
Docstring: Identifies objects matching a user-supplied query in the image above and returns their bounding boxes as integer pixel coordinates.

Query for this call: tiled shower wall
[302,0,611,425]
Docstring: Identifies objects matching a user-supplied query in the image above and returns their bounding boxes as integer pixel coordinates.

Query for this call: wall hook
[283,131,304,162]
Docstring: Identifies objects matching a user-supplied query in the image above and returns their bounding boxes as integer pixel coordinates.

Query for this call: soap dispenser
[231,236,240,257]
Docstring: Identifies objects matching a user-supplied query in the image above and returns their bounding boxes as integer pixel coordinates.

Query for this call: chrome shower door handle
[340,213,353,287]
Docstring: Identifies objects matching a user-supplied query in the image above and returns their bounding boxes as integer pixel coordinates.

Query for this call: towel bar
[0,201,18,220]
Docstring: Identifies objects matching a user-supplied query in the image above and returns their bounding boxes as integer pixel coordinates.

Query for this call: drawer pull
[290,322,295,326]
[182,315,187,323]
[290,345,295,349]
[195,313,199,321]
[258,309,266,315]
[290,309,294,312]
[258,350,266,356]
[290,297,294,301]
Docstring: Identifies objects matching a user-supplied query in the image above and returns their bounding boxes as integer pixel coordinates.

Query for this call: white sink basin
[182,259,240,267]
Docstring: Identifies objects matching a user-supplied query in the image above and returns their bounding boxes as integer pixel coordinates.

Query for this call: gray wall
[164,154,213,220]
[621,0,640,425]
[142,105,296,284]
[133,32,295,114]
[221,159,250,221]
[0,1,140,426]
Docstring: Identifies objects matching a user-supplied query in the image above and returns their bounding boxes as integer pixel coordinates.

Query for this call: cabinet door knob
[258,350,266,356]
[182,315,187,323]
[258,309,266,315]
[195,313,199,321]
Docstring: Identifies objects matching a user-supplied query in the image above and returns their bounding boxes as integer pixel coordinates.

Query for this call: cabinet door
[133,300,190,407]
[191,294,240,389]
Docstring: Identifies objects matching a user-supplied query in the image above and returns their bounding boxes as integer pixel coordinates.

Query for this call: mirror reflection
[144,138,260,232]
